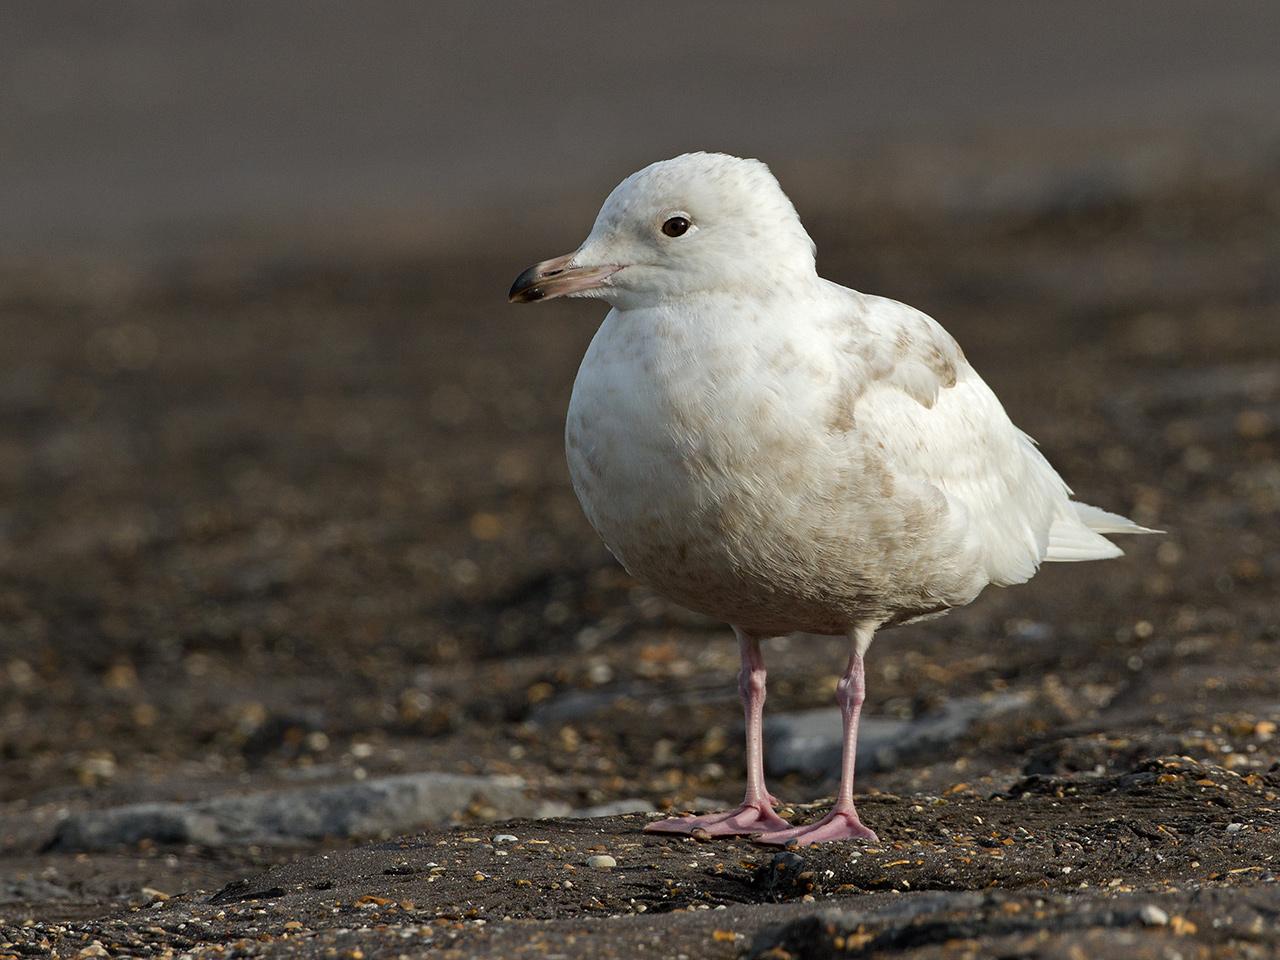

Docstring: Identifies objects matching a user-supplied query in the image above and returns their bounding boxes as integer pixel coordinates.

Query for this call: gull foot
[644,801,791,837]
[753,808,878,846]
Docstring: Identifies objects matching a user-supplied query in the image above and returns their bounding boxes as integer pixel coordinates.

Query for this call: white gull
[509,152,1156,846]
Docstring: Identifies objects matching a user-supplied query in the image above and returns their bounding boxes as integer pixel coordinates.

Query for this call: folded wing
[845,295,1154,588]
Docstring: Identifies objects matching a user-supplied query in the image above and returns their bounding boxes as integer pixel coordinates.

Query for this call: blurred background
[5,1,1280,260]
[1,0,1279,919]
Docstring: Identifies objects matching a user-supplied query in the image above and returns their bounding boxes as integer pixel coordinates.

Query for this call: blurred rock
[48,773,551,850]
[746,888,1276,959]
[527,689,622,726]
[765,692,1032,779]
[573,798,655,817]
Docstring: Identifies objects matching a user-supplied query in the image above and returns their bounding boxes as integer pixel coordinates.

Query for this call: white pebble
[1138,904,1169,926]
[586,854,617,869]
[492,834,519,843]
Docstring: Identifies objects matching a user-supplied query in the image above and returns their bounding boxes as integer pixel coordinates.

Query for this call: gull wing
[844,295,1142,587]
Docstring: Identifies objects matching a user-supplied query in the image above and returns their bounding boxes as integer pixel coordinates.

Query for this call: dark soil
[2,152,1279,957]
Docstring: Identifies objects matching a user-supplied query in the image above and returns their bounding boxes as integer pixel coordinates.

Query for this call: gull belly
[565,292,985,636]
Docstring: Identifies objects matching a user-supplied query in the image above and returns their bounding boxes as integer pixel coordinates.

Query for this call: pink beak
[508,252,619,303]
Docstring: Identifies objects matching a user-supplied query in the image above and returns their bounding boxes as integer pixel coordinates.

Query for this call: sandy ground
[1,140,1278,957]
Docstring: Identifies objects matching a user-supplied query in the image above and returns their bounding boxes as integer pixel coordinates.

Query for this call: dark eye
[661,215,691,237]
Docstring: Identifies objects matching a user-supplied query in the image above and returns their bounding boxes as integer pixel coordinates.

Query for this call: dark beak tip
[508,283,544,304]
[508,264,545,304]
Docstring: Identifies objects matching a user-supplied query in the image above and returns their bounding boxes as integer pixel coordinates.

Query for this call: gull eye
[661,215,691,238]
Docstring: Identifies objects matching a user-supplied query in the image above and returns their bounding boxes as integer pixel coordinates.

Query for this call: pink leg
[646,629,791,836]
[755,624,879,846]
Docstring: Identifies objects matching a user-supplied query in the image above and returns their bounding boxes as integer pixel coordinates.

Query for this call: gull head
[509,152,817,309]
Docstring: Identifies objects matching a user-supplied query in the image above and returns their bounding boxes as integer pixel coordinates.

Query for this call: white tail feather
[1070,502,1161,535]
[1044,501,1159,563]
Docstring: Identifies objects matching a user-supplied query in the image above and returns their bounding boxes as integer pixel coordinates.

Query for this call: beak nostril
[544,269,563,277]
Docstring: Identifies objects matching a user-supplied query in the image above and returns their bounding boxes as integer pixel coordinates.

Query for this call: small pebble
[1138,904,1169,926]
[1226,823,1244,833]
[586,855,617,869]
[492,834,519,843]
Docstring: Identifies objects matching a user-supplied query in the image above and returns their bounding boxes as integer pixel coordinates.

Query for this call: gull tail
[1044,502,1161,563]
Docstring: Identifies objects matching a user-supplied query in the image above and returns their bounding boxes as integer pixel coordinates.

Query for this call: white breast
[564,296,989,636]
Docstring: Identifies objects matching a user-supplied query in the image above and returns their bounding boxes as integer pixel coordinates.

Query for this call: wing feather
[844,296,1085,586]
